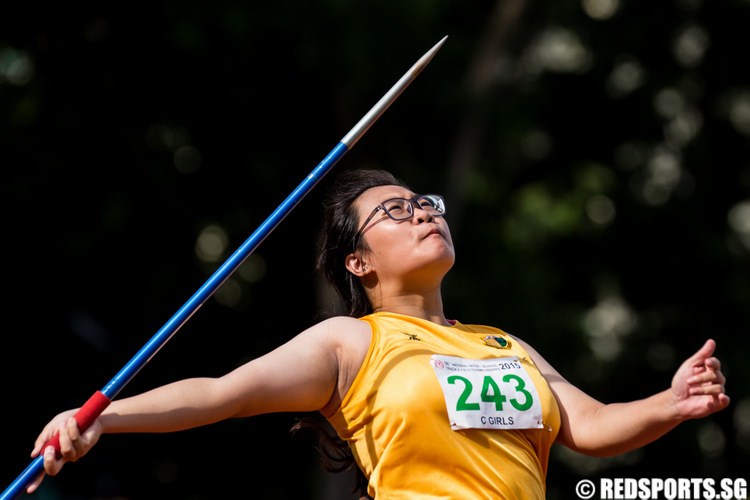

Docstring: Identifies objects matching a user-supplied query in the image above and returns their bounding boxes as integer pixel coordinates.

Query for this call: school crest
[483,335,511,349]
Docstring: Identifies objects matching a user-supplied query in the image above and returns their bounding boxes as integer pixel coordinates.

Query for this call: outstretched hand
[26,410,103,494]
[671,339,730,420]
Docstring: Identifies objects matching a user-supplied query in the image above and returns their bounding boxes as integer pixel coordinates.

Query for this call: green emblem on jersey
[483,335,511,349]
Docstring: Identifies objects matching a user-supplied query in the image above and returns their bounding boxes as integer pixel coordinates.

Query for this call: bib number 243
[431,355,544,430]
[448,373,533,412]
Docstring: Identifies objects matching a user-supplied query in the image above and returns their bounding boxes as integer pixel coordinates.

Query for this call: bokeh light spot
[672,24,710,69]
[697,422,726,458]
[0,47,34,86]
[174,145,202,174]
[586,194,616,227]
[582,0,620,20]
[195,224,229,263]
[606,56,646,98]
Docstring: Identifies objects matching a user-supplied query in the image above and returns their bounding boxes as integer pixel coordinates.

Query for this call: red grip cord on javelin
[42,391,111,459]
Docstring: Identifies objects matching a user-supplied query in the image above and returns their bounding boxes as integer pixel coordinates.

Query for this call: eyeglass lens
[384,195,445,220]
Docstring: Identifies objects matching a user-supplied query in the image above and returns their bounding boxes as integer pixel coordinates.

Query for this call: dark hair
[291,416,370,496]
[292,169,411,499]
[316,169,411,317]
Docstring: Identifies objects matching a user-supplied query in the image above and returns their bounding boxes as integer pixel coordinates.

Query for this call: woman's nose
[411,202,434,224]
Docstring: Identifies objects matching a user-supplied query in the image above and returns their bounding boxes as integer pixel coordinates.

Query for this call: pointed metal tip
[417,35,449,68]
[340,36,448,148]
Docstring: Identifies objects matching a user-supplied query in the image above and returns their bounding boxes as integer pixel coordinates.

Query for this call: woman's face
[353,185,455,285]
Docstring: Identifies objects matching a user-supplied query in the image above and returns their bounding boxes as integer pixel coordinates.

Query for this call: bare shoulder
[290,315,370,345]
[508,333,603,418]
[508,334,564,380]
[222,316,373,417]
[317,316,373,361]
[274,316,371,371]
[322,315,373,337]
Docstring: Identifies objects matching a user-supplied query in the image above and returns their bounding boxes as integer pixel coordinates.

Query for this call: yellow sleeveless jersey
[326,312,561,499]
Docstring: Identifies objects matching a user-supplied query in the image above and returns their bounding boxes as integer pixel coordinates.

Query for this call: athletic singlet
[326,312,561,499]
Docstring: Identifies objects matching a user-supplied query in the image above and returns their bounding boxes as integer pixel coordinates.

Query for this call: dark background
[1,0,748,498]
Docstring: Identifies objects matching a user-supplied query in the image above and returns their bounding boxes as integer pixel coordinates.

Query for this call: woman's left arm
[517,338,730,457]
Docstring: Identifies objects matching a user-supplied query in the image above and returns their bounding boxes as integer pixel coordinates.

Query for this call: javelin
[1,35,447,500]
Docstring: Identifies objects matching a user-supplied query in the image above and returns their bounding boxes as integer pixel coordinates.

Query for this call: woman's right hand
[26,410,103,494]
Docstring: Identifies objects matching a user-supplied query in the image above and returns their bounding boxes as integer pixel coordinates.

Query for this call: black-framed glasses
[353,194,446,248]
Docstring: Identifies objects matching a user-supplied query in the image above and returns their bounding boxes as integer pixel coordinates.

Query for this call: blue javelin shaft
[101,141,349,399]
[2,35,446,500]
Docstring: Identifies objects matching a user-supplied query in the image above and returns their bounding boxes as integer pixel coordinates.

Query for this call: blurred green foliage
[1,0,748,498]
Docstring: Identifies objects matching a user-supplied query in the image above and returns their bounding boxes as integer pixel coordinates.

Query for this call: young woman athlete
[28,169,730,499]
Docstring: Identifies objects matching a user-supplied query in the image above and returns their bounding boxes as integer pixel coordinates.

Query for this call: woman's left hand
[671,339,730,420]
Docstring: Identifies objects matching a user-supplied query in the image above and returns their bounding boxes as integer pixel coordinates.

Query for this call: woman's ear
[345,252,370,277]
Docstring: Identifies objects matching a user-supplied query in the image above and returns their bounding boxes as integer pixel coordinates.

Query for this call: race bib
[431,355,544,431]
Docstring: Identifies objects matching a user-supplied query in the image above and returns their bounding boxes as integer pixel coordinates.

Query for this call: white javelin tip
[340,36,449,148]
[416,36,449,72]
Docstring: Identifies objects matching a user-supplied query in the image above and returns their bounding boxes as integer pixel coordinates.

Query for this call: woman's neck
[371,290,450,327]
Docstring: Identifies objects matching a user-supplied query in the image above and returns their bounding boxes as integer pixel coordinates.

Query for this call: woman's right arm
[27,315,369,493]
